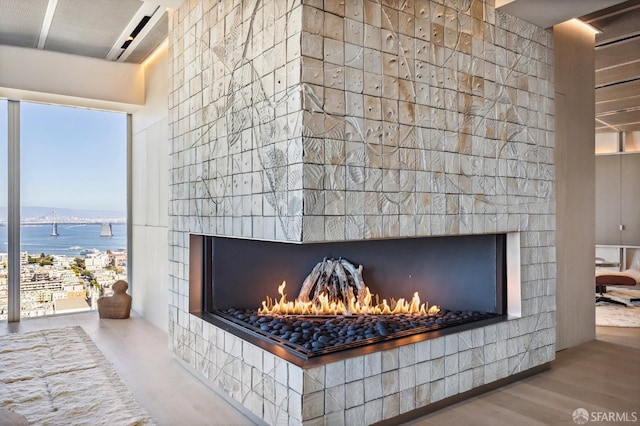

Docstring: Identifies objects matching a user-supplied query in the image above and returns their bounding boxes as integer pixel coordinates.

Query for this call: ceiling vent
[120,15,151,50]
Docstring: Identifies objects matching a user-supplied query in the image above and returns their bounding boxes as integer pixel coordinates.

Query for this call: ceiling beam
[143,0,184,9]
[105,2,160,61]
[595,78,640,102]
[595,36,640,69]
[595,117,623,132]
[117,7,166,63]
[596,95,640,114]
[596,60,640,86]
[37,0,58,49]
[497,0,629,29]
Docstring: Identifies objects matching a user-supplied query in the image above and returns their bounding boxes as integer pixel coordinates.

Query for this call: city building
[1,0,639,425]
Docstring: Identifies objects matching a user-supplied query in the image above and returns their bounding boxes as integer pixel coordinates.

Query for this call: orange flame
[259,281,440,316]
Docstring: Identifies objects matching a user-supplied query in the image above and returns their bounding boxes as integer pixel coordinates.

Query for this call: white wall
[131,43,170,332]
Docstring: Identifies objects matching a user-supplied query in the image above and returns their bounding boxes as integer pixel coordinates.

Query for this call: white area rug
[0,326,154,425]
[596,287,640,327]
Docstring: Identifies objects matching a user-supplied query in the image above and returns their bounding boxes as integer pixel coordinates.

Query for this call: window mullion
[7,100,20,322]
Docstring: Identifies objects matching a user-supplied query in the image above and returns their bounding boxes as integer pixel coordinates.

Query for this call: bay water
[0,223,127,256]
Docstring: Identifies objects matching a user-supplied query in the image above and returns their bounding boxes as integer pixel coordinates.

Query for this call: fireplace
[170,0,555,423]
[192,234,507,364]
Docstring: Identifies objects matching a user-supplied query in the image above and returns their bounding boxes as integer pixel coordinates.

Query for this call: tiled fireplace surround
[168,0,555,424]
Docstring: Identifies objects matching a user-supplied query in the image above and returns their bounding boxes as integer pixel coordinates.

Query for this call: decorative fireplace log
[298,258,367,307]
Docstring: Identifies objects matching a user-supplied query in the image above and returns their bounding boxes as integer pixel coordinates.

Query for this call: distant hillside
[0,206,126,224]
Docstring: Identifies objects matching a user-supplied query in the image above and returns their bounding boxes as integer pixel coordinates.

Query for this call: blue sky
[1,100,127,212]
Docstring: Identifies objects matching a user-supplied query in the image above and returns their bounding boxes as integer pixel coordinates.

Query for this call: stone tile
[324,0,344,17]
[346,19,365,49]
[326,360,345,388]
[345,356,365,382]
[364,352,382,377]
[431,379,445,403]
[399,365,416,391]
[399,344,416,368]
[302,4,323,35]
[415,382,430,407]
[345,405,365,426]
[495,340,508,361]
[445,334,459,355]
[345,380,364,409]
[416,361,431,385]
[304,365,325,393]
[459,369,473,393]
[485,342,497,363]
[324,11,344,41]
[325,384,345,413]
[364,398,383,425]
[415,340,431,363]
[431,357,445,381]
[247,389,264,419]
[458,330,473,351]
[459,349,473,372]
[382,348,399,372]
[345,0,363,21]
[288,390,302,422]
[324,38,345,66]
[364,374,382,402]
[382,370,399,396]
[399,387,416,414]
[485,324,497,343]
[497,358,509,380]
[445,374,459,398]
[302,416,323,426]
[472,328,484,348]
[302,32,324,60]
[485,361,498,383]
[289,364,303,394]
[382,393,400,420]
[324,410,346,426]
[445,353,459,376]
[243,342,262,370]
[302,391,324,421]
[431,337,445,358]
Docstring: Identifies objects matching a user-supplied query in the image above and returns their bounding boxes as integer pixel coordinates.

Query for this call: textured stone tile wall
[298,0,554,242]
[167,0,556,424]
[167,0,554,245]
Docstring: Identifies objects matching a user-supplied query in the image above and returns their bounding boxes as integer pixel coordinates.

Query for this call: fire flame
[259,281,440,316]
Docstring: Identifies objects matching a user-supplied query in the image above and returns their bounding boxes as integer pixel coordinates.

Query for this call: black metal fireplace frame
[190,233,508,366]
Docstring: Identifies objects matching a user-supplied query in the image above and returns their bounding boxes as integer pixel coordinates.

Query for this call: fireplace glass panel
[203,234,505,315]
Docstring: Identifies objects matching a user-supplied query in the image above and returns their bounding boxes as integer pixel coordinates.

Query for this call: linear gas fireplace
[171,0,555,423]
[191,234,507,365]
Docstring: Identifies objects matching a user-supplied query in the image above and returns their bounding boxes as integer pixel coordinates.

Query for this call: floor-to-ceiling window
[2,100,127,320]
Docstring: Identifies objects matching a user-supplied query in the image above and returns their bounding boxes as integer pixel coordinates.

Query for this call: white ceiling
[1,0,637,131]
[497,0,630,29]
[500,0,640,133]
[0,0,175,64]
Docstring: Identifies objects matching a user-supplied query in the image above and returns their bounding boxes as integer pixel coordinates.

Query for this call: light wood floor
[0,312,255,426]
[405,327,640,426]
[2,313,639,426]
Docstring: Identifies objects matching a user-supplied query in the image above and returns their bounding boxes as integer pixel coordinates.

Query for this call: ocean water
[0,223,127,256]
